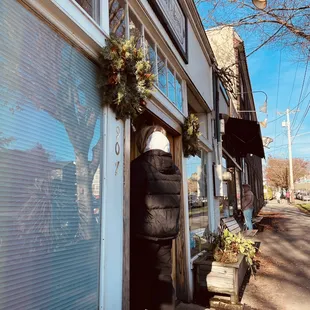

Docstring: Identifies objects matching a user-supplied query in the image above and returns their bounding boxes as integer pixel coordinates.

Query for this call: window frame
[52,0,109,42]
[74,0,101,24]
[187,149,209,258]
[155,46,184,113]
[167,63,176,104]
[128,6,185,114]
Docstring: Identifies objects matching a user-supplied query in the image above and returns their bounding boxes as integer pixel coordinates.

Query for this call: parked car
[296,192,305,200]
[302,195,310,201]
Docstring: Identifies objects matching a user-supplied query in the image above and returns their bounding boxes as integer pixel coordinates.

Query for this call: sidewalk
[241,201,310,310]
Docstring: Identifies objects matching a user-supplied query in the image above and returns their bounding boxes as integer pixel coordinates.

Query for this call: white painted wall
[186,22,213,109]
[100,107,124,310]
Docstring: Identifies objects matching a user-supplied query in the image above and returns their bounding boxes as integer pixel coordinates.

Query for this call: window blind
[0,1,102,309]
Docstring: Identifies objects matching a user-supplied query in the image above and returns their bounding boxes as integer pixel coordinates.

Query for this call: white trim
[129,4,186,115]
[54,0,109,38]
[100,0,109,32]
[164,58,168,95]
[198,136,213,152]
[152,89,185,125]
[207,151,216,232]
[22,0,109,59]
[207,112,213,142]
[154,84,186,117]
[125,1,130,39]
[181,154,194,301]
[101,108,124,310]
[154,44,159,85]
[146,100,182,134]
[182,80,188,117]
[99,105,108,310]
[141,23,146,56]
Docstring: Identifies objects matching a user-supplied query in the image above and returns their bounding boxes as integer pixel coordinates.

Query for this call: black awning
[224,118,265,158]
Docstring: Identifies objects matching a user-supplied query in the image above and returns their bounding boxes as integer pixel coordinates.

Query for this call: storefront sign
[148,0,188,63]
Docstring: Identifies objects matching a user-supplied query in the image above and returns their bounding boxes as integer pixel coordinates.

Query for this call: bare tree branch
[198,0,310,59]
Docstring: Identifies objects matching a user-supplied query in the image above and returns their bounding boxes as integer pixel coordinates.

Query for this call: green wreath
[97,35,156,121]
[182,114,201,158]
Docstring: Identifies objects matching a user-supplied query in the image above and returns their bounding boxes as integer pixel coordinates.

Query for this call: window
[187,151,208,257]
[157,50,167,95]
[129,9,143,47]
[145,33,156,76]
[168,66,176,104]
[127,10,184,113]
[235,169,242,210]
[175,76,183,111]
[109,0,126,37]
[243,162,249,184]
[0,2,102,308]
[75,0,100,23]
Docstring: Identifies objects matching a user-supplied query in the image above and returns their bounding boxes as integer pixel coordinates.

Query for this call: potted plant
[194,228,257,304]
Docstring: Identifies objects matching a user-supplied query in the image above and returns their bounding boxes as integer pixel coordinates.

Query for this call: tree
[196,0,310,59]
[265,157,310,188]
[188,172,198,194]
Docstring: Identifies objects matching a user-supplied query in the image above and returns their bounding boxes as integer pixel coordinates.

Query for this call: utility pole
[286,109,294,203]
[280,109,298,203]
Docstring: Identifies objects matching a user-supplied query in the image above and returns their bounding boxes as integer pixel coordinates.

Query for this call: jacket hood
[142,150,175,174]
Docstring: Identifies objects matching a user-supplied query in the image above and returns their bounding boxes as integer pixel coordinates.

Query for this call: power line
[268,114,285,124]
[246,25,285,58]
[269,92,309,126]
[291,57,309,129]
[288,59,301,109]
[269,142,310,149]
[292,101,310,142]
[273,48,283,153]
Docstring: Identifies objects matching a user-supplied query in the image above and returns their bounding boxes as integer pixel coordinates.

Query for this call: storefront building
[207,26,265,219]
[0,0,220,309]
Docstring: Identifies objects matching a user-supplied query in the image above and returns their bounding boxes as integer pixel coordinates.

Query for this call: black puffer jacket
[130,150,181,241]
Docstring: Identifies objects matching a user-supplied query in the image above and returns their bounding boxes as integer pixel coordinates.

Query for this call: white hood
[144,131,170,153]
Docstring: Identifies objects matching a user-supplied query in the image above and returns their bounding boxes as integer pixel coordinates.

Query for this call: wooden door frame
[123,109,191,309]
[174,135,191,302]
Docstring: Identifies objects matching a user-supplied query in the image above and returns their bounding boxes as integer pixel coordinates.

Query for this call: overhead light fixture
[237,90,268,114]
[259,101,268,114]
[260,119,268,128]
[262,136,273,148]
[252,0,267,9]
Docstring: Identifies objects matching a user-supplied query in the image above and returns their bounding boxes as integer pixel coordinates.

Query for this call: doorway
[130,109,180,292]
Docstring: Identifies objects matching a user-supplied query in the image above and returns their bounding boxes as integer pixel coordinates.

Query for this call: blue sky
[247,43,310,161]
[197,3,310,162]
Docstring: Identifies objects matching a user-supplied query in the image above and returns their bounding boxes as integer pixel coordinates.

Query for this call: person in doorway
[130,125,181,310]
[241,184,254,230]
[275,191,281,204]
